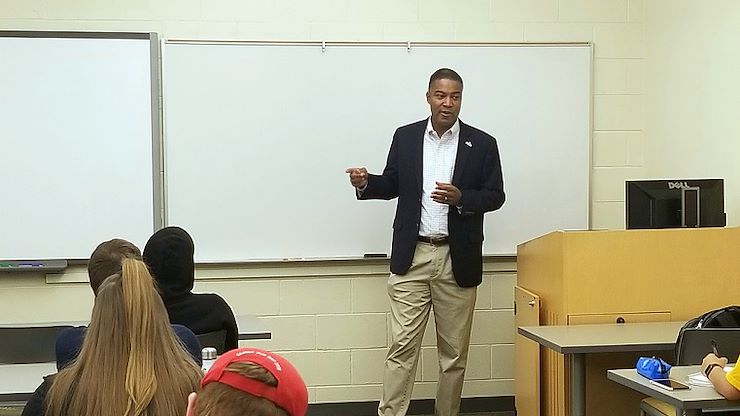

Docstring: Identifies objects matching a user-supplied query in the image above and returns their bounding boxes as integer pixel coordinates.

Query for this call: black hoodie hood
[143,226,195,301]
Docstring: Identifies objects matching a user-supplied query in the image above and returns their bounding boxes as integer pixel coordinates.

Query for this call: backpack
[674,305,740,362]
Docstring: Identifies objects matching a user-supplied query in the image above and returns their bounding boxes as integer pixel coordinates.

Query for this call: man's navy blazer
[360,119,505,287]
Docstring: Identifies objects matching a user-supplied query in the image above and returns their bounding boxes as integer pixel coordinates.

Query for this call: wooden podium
[514,227,740,416]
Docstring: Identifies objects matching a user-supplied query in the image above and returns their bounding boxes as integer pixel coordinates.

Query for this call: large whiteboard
[163,42,591,262]
[0,32,158,260]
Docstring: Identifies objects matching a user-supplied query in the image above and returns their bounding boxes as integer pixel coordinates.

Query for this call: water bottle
[201,347,217,372]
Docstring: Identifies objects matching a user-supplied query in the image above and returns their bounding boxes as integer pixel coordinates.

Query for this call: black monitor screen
[626,179,726,229]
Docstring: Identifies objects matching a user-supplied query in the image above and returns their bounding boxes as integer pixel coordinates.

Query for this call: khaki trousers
[378,242,477,416]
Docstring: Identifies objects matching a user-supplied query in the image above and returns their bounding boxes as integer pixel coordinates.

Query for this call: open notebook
[686,366,734,387]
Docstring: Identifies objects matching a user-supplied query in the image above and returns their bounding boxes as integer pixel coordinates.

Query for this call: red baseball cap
[200,348,308,416]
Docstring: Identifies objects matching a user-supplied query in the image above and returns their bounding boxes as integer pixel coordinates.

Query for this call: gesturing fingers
[345,167,368,188]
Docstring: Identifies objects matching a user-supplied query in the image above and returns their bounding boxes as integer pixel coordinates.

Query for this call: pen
[712,340,719,356]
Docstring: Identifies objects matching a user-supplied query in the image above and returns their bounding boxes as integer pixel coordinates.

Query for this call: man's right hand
[345,167,368,188]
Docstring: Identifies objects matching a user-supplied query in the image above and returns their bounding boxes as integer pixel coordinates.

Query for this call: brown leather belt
[417,235,449,246]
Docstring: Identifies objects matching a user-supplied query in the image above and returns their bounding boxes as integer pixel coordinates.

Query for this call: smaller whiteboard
[163,42,591,261]
[0,32,158,260]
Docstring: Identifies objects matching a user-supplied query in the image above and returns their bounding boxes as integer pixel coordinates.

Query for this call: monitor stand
[682,186,700,227]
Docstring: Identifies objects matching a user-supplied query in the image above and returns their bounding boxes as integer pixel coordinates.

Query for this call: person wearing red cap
[186,347,308,416]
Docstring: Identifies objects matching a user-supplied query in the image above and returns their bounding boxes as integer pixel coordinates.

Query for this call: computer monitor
[626,179,726,229]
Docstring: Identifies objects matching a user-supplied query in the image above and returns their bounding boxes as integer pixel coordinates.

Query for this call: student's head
[426,68,463,133]
[87,238,141,295]
[187,348,308,416]
[143,226,195,300]
[46,257,202,416]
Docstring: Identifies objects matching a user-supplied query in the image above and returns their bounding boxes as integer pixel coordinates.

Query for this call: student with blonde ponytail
[24,253,202,416]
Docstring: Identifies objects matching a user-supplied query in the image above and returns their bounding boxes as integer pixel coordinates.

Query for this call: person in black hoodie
[144,226,239,352]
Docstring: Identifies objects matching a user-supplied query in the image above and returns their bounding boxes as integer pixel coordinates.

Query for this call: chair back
[676,327,740,365]
[196,329,227,355]
[0,325,72,364]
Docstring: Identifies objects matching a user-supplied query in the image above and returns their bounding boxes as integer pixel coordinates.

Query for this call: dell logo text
[668,181,691,190]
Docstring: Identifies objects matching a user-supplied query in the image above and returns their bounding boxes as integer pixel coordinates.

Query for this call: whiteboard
[163,42,591,261]
[0,33,158,260]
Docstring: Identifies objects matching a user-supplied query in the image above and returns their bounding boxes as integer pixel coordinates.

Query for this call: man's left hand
[431,182,461,206]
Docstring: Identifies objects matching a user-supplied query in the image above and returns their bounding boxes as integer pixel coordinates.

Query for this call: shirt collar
[425,118,460,140]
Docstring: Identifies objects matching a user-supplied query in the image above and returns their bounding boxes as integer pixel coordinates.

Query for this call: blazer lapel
[452,121,472,185]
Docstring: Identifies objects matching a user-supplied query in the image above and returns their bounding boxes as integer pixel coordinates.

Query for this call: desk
[518,321,685,416]
[1,315,271,341]
[236,314,271,340]
[0,362,55,403]
[608,366,740,416]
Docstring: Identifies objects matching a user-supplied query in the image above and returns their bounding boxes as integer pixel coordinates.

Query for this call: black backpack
[674,305,740,362]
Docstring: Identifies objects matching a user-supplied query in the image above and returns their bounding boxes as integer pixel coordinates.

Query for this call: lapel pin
[465,141,472,148]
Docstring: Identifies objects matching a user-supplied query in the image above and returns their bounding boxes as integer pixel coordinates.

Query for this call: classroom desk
[236,314,271,340]
[518,321,685,416]
[1,315,271,340]
[608,366,740,415]
[0,362,55,403]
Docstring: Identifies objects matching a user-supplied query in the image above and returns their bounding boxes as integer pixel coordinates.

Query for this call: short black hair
[428,68,463,90]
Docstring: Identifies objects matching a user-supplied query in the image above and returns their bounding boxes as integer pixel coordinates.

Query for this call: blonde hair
[46,258,202,416]
[193,362,290,416]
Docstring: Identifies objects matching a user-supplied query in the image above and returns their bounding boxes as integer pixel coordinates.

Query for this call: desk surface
[608,366,740,412]
[0,362,55,402]
[517,321,686,354]
[236,314,271,340]
[1,315,271,340]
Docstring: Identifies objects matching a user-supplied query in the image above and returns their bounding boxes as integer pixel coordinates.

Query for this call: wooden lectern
[515,227,740,416]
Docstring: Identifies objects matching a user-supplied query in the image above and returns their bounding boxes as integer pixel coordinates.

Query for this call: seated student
[56,238,201,369]
[186,347,308,416]
[144,226,239,351]
[701,353,740,400]
[23,257,202,416]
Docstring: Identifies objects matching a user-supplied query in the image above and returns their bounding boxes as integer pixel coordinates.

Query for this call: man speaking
[346,68,505,416]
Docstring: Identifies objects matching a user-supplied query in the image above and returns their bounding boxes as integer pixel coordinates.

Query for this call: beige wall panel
[317,313,387,349]
[627,0,644,22]
[559,0,628,23]
[591,201,626,230]
[461,379,514,397]
[491,272,516,309]
[280,279,352,314]
[309,22,384,41]
[594,94,644,130]
[313,384,382,402]
[523,22,593,42]
[284,350,352,386]
[471,310,515,344]
[195,280,280,315]
[594,59,643,95]
[592,131,628,166]
[593,22,643,58]
[346,0,418,22]
[381,22,455,41]
[351,277,390,313]
[492,344,515,379]
[350,348,387,384]
[454,22,524,42]
[491,0,558,22]
[419,0,490,22]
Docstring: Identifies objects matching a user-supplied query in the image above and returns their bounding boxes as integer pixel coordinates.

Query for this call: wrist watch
[705,363,723,378]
